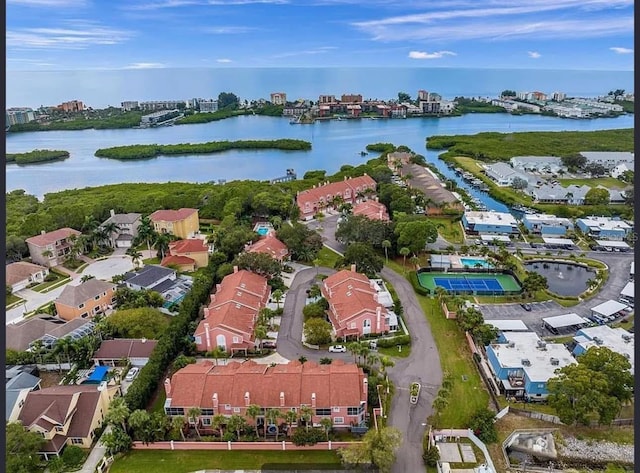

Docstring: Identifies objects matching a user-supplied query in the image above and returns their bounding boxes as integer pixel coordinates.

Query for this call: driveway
[81,255,134,280]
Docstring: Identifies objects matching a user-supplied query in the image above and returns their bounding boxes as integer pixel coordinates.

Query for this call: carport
[594,240,631,252]
[620,282,634,305]
[486,319,528,332]
[591,300,628,322]
[542,313,589,334]
[542,237,575,249]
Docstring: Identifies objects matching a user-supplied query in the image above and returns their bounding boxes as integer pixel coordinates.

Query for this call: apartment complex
[148,208,199,239]
[6,107,36,125]
[57,100,84,112]
[296,175,377,220]
[164,359,367,431]
[576,216,632,241]
[193,268,270,353]
[26,228,82,267]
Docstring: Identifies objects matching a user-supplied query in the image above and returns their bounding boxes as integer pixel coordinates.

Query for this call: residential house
[92,338,158,367]
[26,228,82,267]
[296,175,377,221]
[321,266,396,339]
[163,359,367,431]
[100,209,141,248]
[193,268,270,353]
[244,233,289,262]
[123,265,177,291]
[509,156,564,174]
[6,371,41,422]
[6,316,95,351]
[17,383,119,460]
[398,163,463,215]
[484,162,536,187]
[386,151,413,170]
[572,326,634,374]
[6,262,49,293]
[461,211,519,236]
[521,214,574,236]
[54,279,116,321]
[161,239,209,271]
[579,151,634,171]
[576,216,632,241]
[352,199,390,221]
[485,331,576,401]
[148,208,199,239]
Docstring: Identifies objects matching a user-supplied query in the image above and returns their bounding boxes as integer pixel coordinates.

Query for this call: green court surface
[418,271,522,293]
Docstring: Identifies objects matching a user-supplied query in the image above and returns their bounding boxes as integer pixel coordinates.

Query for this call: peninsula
[6,149,70,165]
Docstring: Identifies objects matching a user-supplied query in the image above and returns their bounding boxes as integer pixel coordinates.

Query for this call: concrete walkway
[77,426,110,473]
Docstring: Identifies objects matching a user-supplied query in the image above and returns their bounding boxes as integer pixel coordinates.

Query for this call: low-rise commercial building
[572,325,634,374]
[462,211,519,235]
[521,213,573,236]
[576,216,632,241]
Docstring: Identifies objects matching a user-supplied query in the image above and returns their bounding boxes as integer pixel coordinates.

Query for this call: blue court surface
[433,277,503,292]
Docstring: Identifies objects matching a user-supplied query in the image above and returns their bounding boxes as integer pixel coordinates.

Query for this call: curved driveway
[278,263,443,473]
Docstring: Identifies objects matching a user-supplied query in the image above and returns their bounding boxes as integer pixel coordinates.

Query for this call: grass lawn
[429,217,464,244]
[613,314,634,331]
[417,296,490,427]
[6,293,24,308]
[31,273,70,293]
[559,177,626,189]
[314,246,341,268]
[378,344,411,358]
[109,450,344,473]
[149,386,167,414]
[143,257,161,265]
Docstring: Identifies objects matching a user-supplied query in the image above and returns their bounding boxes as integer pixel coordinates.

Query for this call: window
[233,407,241,413]
[232,337,240,344]
[94,295,100,301]
[200,409,214,416]
[333,407,340,413]
[78,303,85,309]
[315,408,331,416]
[333,417,344,425]
[538,384,544,389]
[225,404,231,411]
[347,407,359,416]
[201,418,212,426]
[71,438,84,445]
[55,426,64,432]
[166,407,185,416]
[194,336,202,344]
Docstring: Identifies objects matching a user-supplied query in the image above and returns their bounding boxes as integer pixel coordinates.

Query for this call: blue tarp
[85,366,109,384]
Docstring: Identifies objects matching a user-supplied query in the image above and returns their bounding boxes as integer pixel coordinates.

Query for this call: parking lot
[478,301,564,336]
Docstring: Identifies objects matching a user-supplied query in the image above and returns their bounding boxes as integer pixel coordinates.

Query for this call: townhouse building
[296,175,377,220]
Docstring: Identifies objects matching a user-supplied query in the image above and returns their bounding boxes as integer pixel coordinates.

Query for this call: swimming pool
[256,227,269,236]
[460,257,493,269]
[253,222,273,236]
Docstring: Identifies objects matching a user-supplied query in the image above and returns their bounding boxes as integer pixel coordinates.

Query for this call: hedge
[409,271,430,296]
[376,334,411,348]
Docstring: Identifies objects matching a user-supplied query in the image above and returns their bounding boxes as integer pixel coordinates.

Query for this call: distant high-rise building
[270,92,287,105]
[6,107,36,125]
[552,92,566,102]
[198,99,218,113]
[340,94,362,103]
[57,100,84,112]
[318,95,336,104]
[418,90,429,101]
[121,101,139,112]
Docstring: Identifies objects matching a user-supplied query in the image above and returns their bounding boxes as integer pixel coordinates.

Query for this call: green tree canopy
[339,426,402,473]
[469,408,498,443]
[584,187,610,206]
[232,251,282,278]
[303,318,332,346]
[6,422,46,473]
[104,307,169,339]
[277,223,323,262]
[335,214,394,248]
[217,92,239,109]
[394,218,437,254]
[339,242,383,277]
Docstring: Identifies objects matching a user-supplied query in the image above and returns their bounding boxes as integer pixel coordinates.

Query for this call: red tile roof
[161,255,195,266]
[167,360,365,410]
[195,303,257,340]
[6,262,48,286]
[245,234,289,260]
[92,338,158,360]
[296,175,376,214]
[169,239,208,254]
[353,200,390,221]
[148,208,198,222]
[25,228,81,247]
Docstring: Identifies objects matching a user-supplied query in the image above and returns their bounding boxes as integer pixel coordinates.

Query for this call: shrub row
[376,334,411,348]
[292,427,326,446]
[123,262,217,411]
[409,271,430,296]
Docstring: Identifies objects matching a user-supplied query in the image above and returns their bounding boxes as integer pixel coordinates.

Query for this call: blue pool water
[460,258,493,268]
[256,227,269,236]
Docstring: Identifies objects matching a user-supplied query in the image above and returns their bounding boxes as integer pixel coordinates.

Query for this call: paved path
[77,426,110,473]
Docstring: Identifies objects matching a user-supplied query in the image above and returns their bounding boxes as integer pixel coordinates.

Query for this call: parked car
[328,345,346,353]
[520,303,532,311]
[261,340,277,349]
[125,367,139,381]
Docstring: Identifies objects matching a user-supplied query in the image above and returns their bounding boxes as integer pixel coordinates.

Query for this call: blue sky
[6,0,634,71]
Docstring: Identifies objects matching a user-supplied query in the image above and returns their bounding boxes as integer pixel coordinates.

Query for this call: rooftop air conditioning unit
[537,340,547,350]
[507,342,515,348]
[593,337,604,345]
[550,358,559,366]
[521,359,531,366]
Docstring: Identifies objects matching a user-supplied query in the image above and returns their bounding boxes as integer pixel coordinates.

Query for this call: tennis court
[418,271,521,295]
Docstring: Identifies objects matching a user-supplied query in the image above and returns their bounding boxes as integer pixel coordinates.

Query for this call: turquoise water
[460,258,493,268]
[256,227,269,236]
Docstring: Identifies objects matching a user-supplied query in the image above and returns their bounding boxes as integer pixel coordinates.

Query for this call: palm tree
[171,415,186,441]
[137,216,157,255]
[211,413,227,439]
[245,404,262,432]
[399,247,410,272]
[319,357,332,365]
[102,221,121,247]
[379,355,395,377]
[265,409,283,440]
[128,409,152,441]
[284,410,298,437]
[53,336,74,364]
[105,397,130,433]
[382,240,391,263]
[319,417,333,441]
[227,414,246,440]
[210,346,228,366]
[81,215,100,233]
[187,407,202,439]
[272,289,284,309]
[299,405,314,431]
[254,323,268,352]
[270,215,283,230]
[126,248,143,268]
[41,249,53,260]
[298,355,307,364]
[346,342,360,363]
[409,255,420,270]
[154,233,172,260]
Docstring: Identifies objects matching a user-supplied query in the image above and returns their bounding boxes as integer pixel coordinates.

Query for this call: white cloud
[408,50,456,59]
[216,58,233,63]
[125,62,166,69]
[7,22,133,50]
[203,26,257,34]
[610,46,633,54]
[528,51,541,58]
[272,46,337,58]
[8,0,85,6]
